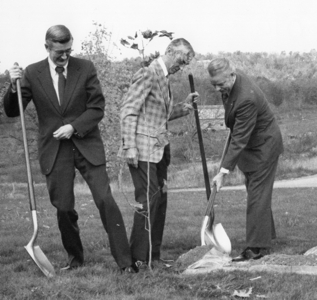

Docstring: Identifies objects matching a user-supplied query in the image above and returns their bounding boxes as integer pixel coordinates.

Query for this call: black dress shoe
[60,263,83,271]
[232,247,264,262]
[60,260,83,271]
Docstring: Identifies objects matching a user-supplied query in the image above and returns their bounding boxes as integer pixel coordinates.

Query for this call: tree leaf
[131,43,139,50]
[149,32,158,41]
[158,31,174,40]
[142,30,152,39]
[120,39,130,47]
[127,36,135,40]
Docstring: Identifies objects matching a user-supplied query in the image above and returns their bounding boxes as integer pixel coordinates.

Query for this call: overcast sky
[1,0,317,73]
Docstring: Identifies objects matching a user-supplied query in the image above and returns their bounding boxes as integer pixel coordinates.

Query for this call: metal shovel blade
[200,186,231,254]
[204,223,232,255]
[25,244,55,278]
[24,211,55,278]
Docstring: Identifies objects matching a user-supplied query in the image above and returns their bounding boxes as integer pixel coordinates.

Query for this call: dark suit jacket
[4,56,106,175]
[222,71,283,173]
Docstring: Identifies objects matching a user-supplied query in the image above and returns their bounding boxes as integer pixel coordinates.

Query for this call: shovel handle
[188,74,211,200]
[205,185,217,216]
[16,75,36,211]
[205,131,231,217]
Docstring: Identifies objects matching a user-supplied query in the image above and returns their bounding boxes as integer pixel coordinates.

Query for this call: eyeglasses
[50,48,73,56]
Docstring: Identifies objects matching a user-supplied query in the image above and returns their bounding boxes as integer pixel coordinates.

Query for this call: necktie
[55,66,66,105]
[167,79,171,100]
[222,93,230,122]
[222,92,229,105]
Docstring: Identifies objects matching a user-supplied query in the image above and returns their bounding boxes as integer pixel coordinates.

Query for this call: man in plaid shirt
[119,38,199,270]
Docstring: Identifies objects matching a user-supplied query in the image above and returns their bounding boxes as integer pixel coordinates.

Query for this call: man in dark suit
[4,25,135,272]
[208,58,283,261]
[119,38,198,269]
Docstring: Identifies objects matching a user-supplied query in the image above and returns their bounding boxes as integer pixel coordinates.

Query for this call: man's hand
[53,125,75,140]
[9,64,23,92]
[125,148,139,168]
[212,172,226,192]
[183,91,199,110]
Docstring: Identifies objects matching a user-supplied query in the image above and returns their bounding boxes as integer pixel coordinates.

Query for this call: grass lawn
[1,183,317,299]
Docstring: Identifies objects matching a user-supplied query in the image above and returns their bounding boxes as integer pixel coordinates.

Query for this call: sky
[1,0,317,73]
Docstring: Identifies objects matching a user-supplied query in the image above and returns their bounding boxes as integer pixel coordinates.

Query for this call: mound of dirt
[175,245,213,272]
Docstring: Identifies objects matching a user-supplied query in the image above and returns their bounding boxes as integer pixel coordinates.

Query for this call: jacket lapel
[37,59,61,114]
[225,73,240,126]
[152,60,169,112]
[61,57,80,113]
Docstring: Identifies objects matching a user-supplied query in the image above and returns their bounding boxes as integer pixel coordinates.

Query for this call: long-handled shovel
[188,74,231,254]
[201,132,231,254]
[16,74,55,278]
[188,74,211,202]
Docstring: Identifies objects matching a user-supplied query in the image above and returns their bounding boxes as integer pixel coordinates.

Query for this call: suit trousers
[243,157,279,248]
[46,139,132,268]
[128,146,169,262]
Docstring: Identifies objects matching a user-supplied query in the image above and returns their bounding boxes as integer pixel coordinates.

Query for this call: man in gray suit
[4,25,135,272]
[208,58,283,261]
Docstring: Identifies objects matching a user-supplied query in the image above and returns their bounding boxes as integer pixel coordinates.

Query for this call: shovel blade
[25,244,55,278]
[204,223,231,255]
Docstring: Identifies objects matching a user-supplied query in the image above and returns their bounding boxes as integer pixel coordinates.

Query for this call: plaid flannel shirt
[118,59,189,163]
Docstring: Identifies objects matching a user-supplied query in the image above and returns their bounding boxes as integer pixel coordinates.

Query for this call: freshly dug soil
[176,246,317,274]
[175,245,213,272]
[242,253,317,267]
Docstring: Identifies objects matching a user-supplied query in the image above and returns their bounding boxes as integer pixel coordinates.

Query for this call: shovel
[201,132,231,254]
[188,74,231,254]
[16,73,55,278]
[188,74,211,201]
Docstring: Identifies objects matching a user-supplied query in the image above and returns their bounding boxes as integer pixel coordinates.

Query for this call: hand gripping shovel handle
[204,131,231,217]
[16,75,36,211]
[188,74,211,200]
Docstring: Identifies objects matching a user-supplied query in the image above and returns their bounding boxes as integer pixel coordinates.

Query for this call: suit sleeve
[120,67,153,149]
[222,99,257,171]
[70,61,105,137]
[4,68,33,117]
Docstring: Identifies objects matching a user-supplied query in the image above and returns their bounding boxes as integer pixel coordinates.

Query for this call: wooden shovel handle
[16,72,36,211]
[188,73,211,200]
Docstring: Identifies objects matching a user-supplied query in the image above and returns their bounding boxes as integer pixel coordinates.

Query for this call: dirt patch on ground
[248,253,317,267]
[177,246,317,276]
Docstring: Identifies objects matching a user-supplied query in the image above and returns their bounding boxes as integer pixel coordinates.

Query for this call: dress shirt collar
[157,57,168,77]
[48,57,69,77]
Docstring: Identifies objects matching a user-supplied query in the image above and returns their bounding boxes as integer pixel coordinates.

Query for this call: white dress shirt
[157,57,168,77]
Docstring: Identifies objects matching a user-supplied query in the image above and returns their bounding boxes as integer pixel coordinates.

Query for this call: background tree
[79,23,135,180]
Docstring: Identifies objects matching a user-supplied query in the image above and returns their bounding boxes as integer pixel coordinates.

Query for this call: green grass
[1,183,317,299]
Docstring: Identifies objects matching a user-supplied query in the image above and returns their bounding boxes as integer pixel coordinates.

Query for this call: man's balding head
[207,58,236,94]
[207,58,236,78]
